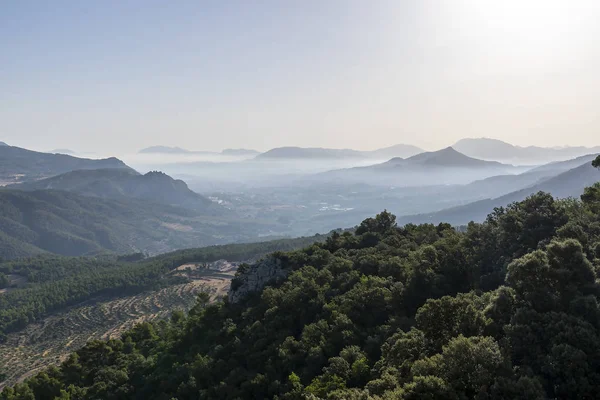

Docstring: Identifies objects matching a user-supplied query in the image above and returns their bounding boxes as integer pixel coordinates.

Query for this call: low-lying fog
[48,147,599,237]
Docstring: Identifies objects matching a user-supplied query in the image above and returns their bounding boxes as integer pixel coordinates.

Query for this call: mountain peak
[395,146,509,169]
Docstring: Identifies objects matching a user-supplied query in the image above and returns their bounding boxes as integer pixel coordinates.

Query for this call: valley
[5,5,600,396]
[0,140,599,398]
[0,267,234,388]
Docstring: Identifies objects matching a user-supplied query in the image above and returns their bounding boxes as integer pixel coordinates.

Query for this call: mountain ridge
[11,168,218,213]
[255,144,424,160]
[454,137,600,163]
[0,145,132,185]
[399,160,600,225]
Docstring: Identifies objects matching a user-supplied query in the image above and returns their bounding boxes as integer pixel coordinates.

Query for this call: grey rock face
[228,256,288,303]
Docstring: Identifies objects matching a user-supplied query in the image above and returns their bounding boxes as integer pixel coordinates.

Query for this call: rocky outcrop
[228,256,288,303]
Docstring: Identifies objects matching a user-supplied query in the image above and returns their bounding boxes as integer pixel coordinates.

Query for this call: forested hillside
[0,145,131,185]
[0,189,285,259]
[3,159,599,399]
[13,169,219,213]
[0,235,325,341]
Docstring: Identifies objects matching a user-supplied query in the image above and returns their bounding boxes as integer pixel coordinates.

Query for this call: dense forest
[1,159,600,399]
[0,235,324,341]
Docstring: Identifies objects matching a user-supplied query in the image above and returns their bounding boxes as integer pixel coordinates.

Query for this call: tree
[592,155,600,169]
[415,294,489,353]
[506,240,596,313]
[0,273,9,289]
[581,183,600,214]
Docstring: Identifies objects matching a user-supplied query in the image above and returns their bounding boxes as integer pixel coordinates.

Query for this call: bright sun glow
[432,0,600,70]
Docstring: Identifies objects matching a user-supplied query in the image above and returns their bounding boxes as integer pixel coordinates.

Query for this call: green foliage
[3,185,600,399]
[0,273,9,289]
[0,236,323,338]
[0,189,324,259]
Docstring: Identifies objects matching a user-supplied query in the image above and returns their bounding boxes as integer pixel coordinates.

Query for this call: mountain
[0,189,198,258]
[400,146,506,168]
[8,193,600,398]
[400,160,600,225]
[0,188,282,259]
[139,146,259,157]
[446,154,600,201]
[0,145,132,185]
[139,146,209,155]
[12,169,218,213]
[527,153,599,175]
[0,142,7,147]
[256,144,424,160]
[221,148,260,156]
[454,137,600,164]
[256,146,365,160]
[316,147,518,187]
[367,144,424,159]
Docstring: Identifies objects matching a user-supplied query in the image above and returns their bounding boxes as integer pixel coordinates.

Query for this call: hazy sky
[2,0,599,154]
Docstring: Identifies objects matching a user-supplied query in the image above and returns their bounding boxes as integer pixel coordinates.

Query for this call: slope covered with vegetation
[400,159,599,226]
[2,159,600,399]
[0,235,325,341]
[0,145,131,185]
[13,169,218,213]
[0,189,288,259]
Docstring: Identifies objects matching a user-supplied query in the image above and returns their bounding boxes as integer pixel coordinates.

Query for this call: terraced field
[0,268,235,388]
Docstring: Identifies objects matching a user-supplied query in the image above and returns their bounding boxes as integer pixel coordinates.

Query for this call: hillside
[395,146,506,168]
[317,147,518,187]
[400,161,600,225]
[12,169,218,213]
[0,189,281,259]
[4,180,600,398]
[454,137,600,164]
[527,153,599,175]
[0,233,332,388]
[0,145,131,185]
[256,144,424,160]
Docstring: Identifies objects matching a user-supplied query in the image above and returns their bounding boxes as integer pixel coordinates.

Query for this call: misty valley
[1,138,600,399]
[3,2,600,397]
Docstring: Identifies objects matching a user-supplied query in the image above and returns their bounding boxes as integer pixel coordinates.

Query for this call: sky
[2,0,600,154]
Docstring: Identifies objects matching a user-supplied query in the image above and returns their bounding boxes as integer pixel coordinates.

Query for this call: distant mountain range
[453,138,600,164]
[0,145,131,185]
[368,144,429,159]
[11,169,219,213]
[255,144,424,160]
[139,146,214,155]
[399,158,600,225]
[139,139,600,165]
[256,147,364,159]
[222,148,261,156]
[316,147,520,186]
[139,146,259,156]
